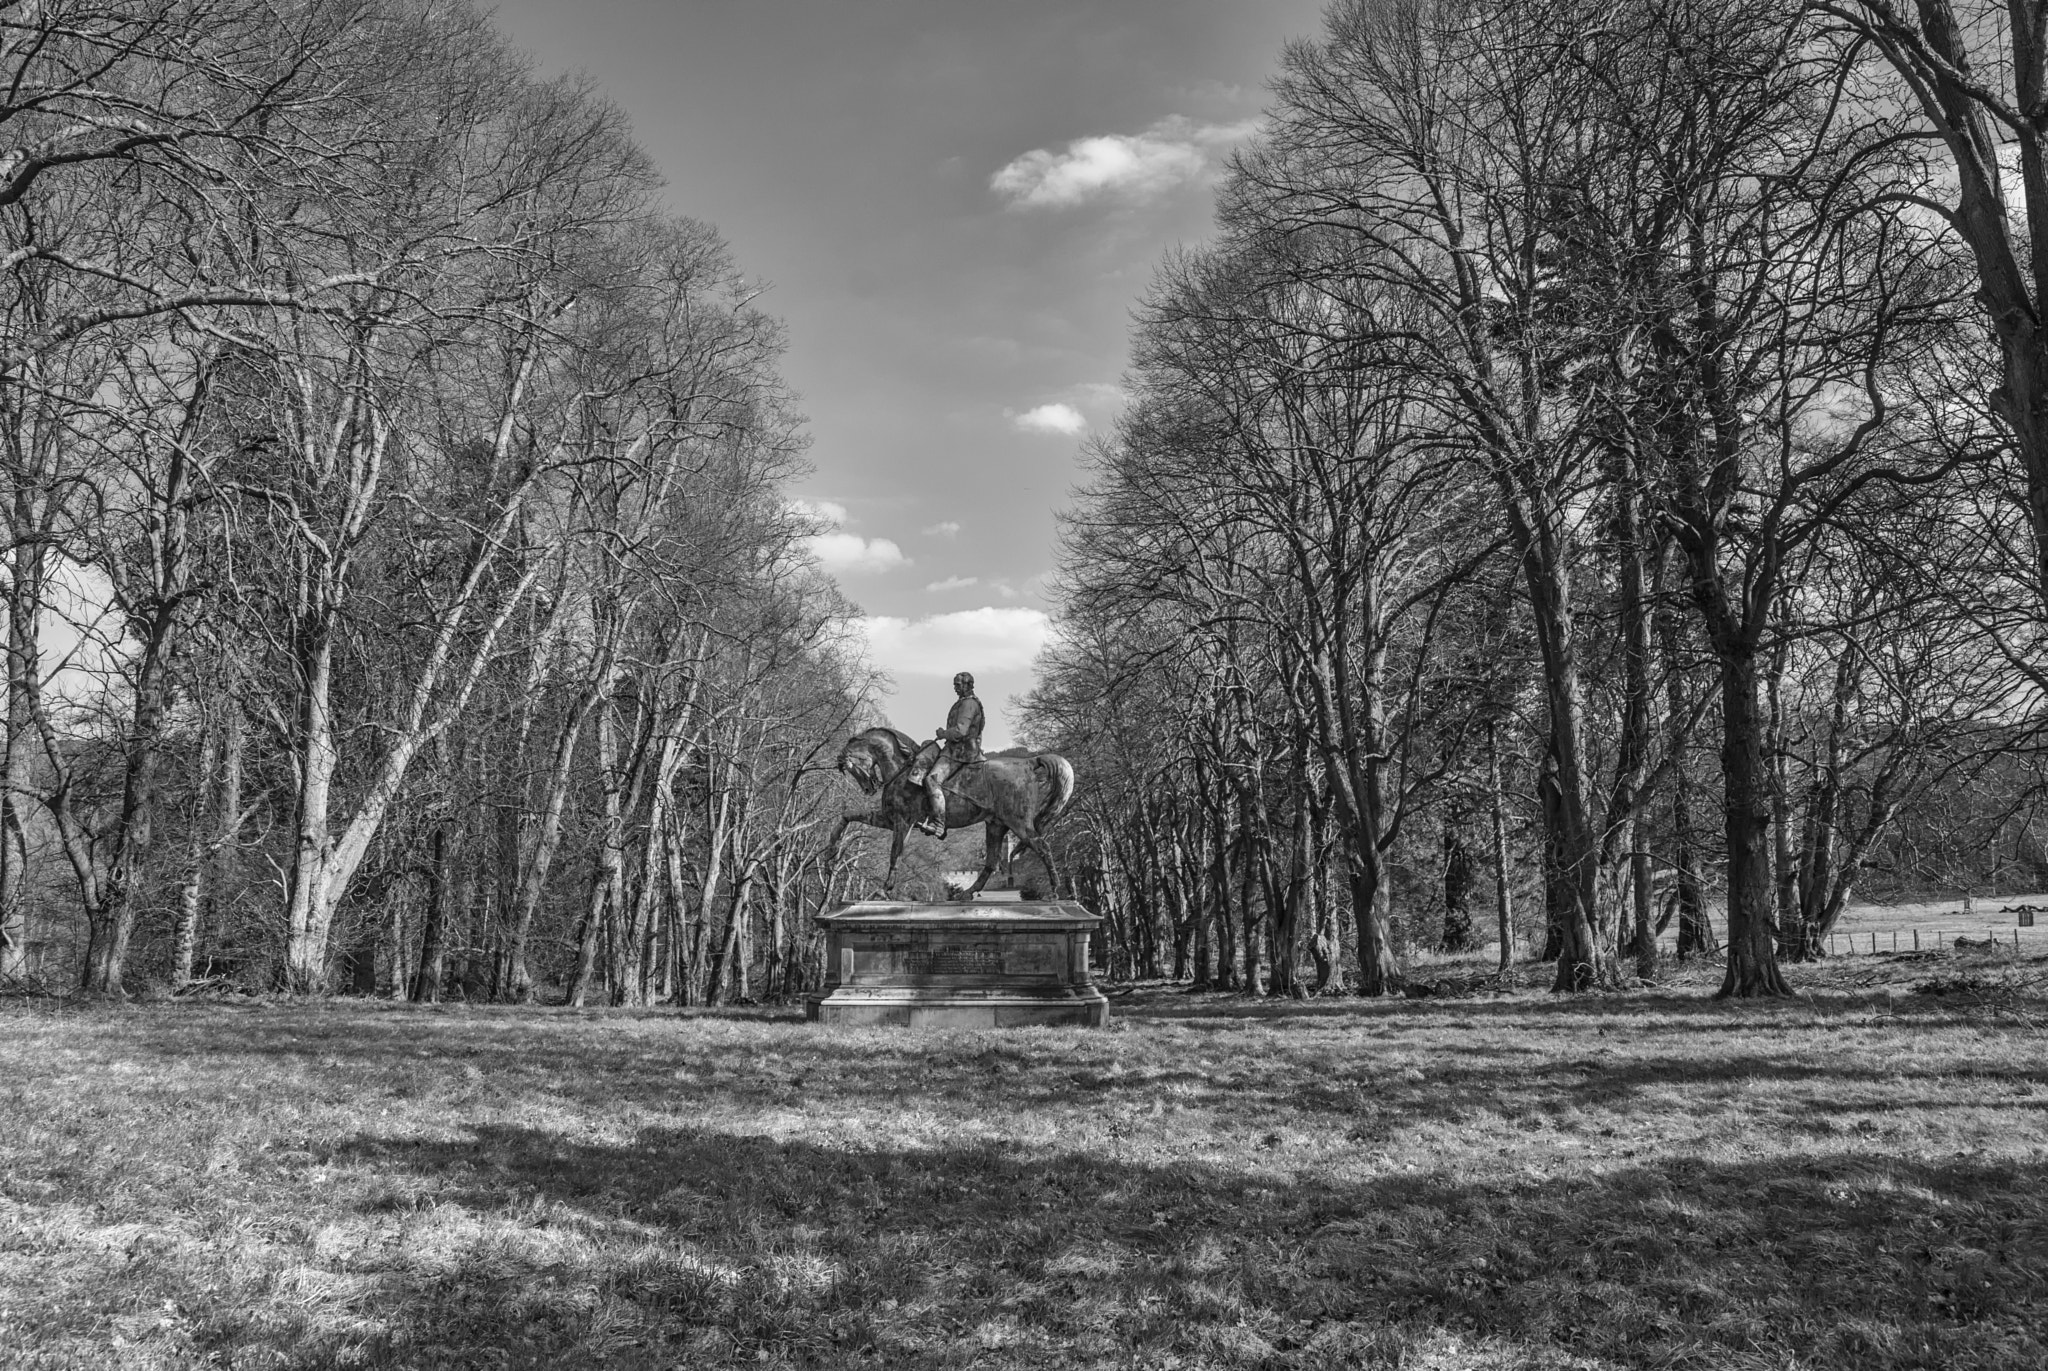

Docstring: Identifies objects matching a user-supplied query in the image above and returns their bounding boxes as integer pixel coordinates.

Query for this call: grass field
[1,952,2044,1370]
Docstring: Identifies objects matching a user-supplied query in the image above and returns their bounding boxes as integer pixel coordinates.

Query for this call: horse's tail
[1032,752,1076,830]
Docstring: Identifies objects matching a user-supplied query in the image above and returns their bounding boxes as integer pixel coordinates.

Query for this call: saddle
[910,749,998,823]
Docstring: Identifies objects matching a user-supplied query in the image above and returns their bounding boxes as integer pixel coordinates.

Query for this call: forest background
[4,0,2048,1006]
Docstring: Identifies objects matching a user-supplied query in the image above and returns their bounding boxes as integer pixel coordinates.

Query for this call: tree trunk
[1311,842,1342,993]
[1510,513,1606,992]
[1488,722,1515,973]
[1239,829,1263,995]
[202,707,245,967]
[83,392,206,994]
[1716,649,1792,998]
[1539,753,1567,964]
[565,858,610,1009]
[567,697,626,1007]
[1206,781,1238,991]
[0,565,29,983]
[708,854,758,1007]
[765,866,787,1000]
[410,825,449,1002]
[1607,446,1660,983]
[1765,622,1798,955]
[281,621,340,992]
[1630,846,1654,981]
[689,782,733,1005]
[1350,851,1400,996]
[729,864,757,1003]
[1440,809,1475,952]
[170,725,222,988]
[0,538,39,982]
[505,679,606,1000]
[665,812,696,1005]
[1271,765,1313,997]
[1297,637,1401,995]
[385,896,410,999]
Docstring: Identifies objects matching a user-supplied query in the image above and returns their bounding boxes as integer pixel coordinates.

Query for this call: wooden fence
[1822,925,2041,956]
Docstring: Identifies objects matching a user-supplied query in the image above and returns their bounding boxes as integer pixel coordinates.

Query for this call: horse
[826,725,1075,898]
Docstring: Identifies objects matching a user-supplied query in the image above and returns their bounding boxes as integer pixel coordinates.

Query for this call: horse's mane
[849,725,916,765]
[872,725,919,758]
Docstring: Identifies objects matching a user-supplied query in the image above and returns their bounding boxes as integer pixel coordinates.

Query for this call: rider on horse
[907,671,983,837]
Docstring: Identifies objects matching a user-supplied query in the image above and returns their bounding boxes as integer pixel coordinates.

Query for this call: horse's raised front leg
[829,804,890,851]
[829,807,897,898]
[967,822,1008,896]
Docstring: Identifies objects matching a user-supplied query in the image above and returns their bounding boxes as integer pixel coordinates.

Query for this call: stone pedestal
[805,899,1110,1028]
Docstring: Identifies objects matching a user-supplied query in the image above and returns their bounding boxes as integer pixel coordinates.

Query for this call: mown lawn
[1,953,2043,1370]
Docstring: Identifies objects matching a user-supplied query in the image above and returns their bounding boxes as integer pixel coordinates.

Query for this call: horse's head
[837,733,885,795]
[837,726,917,795]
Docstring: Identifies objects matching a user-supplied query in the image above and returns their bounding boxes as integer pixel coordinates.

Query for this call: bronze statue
[828,723,1073,897]
[906,671,984,837]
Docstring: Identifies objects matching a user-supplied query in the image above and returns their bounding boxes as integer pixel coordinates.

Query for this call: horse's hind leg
[967,823,1006,896]
[883,824,907,896]
[1010,820,1060,898]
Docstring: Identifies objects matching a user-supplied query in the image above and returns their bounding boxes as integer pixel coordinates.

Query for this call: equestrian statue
[828,670,1075,896]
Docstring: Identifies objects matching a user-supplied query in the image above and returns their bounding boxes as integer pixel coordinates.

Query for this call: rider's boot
[919,778,947,837]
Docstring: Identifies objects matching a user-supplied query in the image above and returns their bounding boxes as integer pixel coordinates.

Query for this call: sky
[488,0,1331,748]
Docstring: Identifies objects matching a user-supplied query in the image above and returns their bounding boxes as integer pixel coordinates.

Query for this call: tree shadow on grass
[277,1121,2048,1370]
[18,1004,2048,1368]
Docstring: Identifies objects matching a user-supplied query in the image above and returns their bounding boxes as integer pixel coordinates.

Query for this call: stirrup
[917,817,946,838]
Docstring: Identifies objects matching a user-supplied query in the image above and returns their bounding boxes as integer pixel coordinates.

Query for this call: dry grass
[1,953,2044,1370]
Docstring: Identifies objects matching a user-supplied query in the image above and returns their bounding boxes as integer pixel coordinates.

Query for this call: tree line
[0,0,882,999]
[1021,0,2048,997]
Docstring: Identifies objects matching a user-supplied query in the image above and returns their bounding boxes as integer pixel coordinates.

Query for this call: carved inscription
[851,943,915,978]
[908,948,1002,975]
[843,929,1080,983]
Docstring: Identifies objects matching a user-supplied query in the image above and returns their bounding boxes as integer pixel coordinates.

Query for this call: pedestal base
[804,900,1109,1029]
[807,989,1109,1028]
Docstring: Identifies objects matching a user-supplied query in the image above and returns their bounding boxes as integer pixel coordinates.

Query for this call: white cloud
[807,531,909,575]
[860,607,1056,676]
[1012,402,1086,436]
[990,116,1260,209]
[925,575,979,593]
[922,520,961,538]
[789,498,910,574]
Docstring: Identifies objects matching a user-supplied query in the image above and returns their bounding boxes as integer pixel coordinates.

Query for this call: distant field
[1426,893,2048,960]
[1,953,2043,1370]
[1827,894,2048,956]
